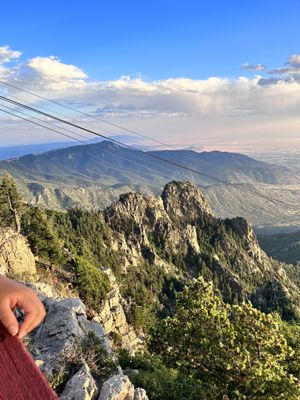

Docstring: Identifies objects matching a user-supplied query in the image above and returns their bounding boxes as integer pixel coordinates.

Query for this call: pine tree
[0,174,24,233]
[151,278,300,399]
[21,206,64,265]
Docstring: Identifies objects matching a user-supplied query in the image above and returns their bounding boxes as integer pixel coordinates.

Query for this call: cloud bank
[0,45,300,151]
[268,53,300,82]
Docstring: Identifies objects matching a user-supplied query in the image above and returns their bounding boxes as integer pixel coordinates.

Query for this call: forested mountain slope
[1,176,300,399]
[1,140,298,186]
[19,180,300,323]
[258,230,300,265]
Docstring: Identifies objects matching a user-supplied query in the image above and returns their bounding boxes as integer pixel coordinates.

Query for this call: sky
[0,0,300,152]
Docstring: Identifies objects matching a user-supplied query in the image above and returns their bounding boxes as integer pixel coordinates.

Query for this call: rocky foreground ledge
[0,227,148,400]
[30,288,148,400]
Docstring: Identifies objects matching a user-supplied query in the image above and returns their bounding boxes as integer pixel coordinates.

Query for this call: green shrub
[48,332,116,394]
[151,277,300,399]
[81,331,117,380]
[22,206,65,265]
[119,350,208,400]
[75,256,110,312]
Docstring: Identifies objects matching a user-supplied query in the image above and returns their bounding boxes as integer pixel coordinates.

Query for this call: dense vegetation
[1,175,300,399]
[258,230,300,265]
[121,278,300,399]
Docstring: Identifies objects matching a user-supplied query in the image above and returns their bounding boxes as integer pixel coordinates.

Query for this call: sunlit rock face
[1,180,298,400]
[94,268,144,353]
[59,363,98,400]
[103,181,297,309]
[30,296,111,377]
[161,181,213,223]
[98,374,149,400]
[0,227,36,276]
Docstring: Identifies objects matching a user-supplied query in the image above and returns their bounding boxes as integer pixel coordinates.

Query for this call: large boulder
[59,363,98,400]
[30,297,110,376]
[0,228,36,276]
[98,374,134,400]
[98,374,148,400]
[134,388,148,400]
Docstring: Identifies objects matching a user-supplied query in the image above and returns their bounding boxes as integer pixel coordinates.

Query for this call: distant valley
[1,140,300,232]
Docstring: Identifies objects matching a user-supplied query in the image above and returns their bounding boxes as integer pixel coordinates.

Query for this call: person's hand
[0,276,46,339]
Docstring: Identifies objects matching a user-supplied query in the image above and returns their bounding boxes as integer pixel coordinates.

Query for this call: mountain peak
[95,140,121,150]
[161,181,213,222]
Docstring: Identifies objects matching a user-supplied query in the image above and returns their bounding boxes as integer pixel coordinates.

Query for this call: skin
[0,276,46,339]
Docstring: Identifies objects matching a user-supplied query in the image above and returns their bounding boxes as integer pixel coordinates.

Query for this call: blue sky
[1,0,299,80]
[0,0,300,151]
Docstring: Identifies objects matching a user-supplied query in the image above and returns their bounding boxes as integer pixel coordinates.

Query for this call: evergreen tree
[22,206,64,265]
[151,278,300,399]
[74,253,110,312]
[0,174,24,233]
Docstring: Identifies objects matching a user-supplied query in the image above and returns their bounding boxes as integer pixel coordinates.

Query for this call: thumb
[0,301,19,336]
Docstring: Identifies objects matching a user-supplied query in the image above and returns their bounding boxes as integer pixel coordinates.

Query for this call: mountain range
[1,140,300,230]
[1,140,298,185]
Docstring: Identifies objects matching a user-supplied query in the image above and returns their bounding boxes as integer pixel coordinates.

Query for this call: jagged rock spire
[161,181,213,222]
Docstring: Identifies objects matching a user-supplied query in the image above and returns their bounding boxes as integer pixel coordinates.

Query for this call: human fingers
[0,300,19,336]
[17,290,46,339]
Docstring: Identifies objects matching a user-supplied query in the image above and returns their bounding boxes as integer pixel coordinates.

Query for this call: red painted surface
[0,322,58,400]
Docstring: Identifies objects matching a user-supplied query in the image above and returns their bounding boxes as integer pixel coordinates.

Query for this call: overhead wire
[0,93,183,180]
[0,107,88,145]
[0,89,124,138]
[0,94,236,184]
[205,183,300,228]
[3,82,299,208]
[0,91,299,216]
[1,104,297,227]
[0,104,180,184]
[1,101,298,228]
[0,80,179,150]
[0,102,96,143]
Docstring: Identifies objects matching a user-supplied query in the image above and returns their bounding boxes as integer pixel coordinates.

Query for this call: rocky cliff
[0,230,148,399]
[3,141,300,231]
[0,227,36,276]
[104,181,298,311]
[95,268,144,352]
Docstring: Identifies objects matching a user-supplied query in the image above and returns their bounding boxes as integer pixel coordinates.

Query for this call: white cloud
[27,56,87,80]
[0,66,8,79]
[0,45,22,82]
[78,75,299,118]
[242,62,265,71]
[289,53,300,66]
[0,45,22,65]
[0,45,300,150]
